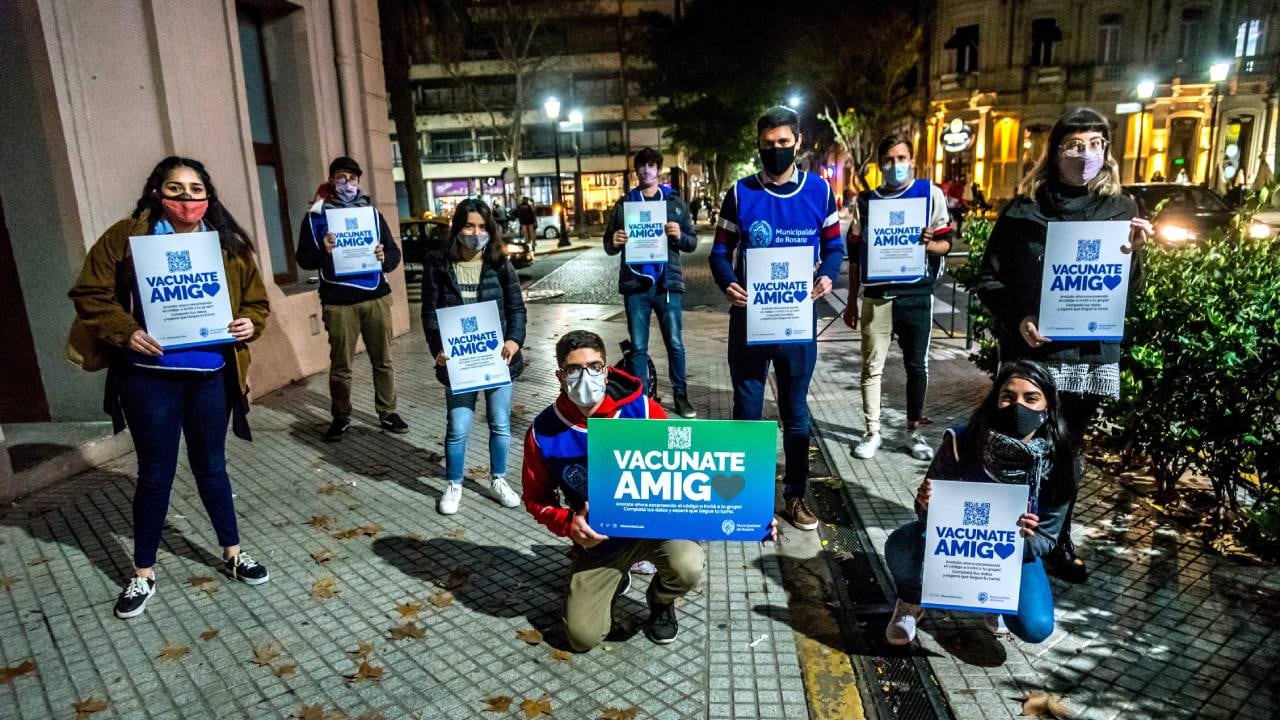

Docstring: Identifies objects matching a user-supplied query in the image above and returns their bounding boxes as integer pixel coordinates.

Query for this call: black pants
[1058,392,1103,546]
[891,294,934,424]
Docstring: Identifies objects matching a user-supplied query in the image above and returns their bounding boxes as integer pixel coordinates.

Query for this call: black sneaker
[673,394,697,419]
[380,413,410,434]
[224,552,270,585]
[114,575,156,619]
[323,418,350,442]
[1044,540,1088,584]
[644,587,679,644]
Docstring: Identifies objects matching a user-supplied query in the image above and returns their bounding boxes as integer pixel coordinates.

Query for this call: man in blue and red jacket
[521,330,702,651]
[709,106,844,532]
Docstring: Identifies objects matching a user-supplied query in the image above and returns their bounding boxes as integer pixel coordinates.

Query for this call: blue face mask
[883,161,913,187]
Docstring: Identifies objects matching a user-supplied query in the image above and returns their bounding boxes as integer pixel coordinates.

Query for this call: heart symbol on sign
[1102,275,1122,291]
[711,474,745,500]
[792,290,809,303]
[993,542,1016,560]
[201,282,221,297]
[485,338,499,351]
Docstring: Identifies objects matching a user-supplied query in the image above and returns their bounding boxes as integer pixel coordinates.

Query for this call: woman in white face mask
[972,108,1152,584]
[421,198,527,515]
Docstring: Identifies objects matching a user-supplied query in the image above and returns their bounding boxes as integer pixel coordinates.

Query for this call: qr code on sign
[962,501,991,527]
[667,425,692,450]
[1076,238,1101,262]
[889,210,905,226]
[345,217,359,230]
[461,316,478,334]
[770,262,789,280]
[166,250,192,273]
[639,210,652,223]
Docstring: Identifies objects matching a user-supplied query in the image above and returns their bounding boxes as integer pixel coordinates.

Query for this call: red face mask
[160,197,209,226]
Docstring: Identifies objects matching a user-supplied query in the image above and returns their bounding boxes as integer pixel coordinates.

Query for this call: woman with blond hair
[973,108,1151,583]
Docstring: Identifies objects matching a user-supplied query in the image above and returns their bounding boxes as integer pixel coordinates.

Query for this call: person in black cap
[296,156,408,441]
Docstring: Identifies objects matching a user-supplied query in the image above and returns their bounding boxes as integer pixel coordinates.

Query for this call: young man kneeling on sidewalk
[520,330,704,651]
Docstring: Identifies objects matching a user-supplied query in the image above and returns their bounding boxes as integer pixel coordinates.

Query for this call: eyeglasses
[1059,138,1109,155]
[562,361,606,380]
[331,173,360,184]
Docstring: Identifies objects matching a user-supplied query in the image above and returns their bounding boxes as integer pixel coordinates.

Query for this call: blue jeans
[623,287,687,396]
[727,309,817,500]
[120,369,240,569]
[885,520,1056,643]
[444,384,513,484]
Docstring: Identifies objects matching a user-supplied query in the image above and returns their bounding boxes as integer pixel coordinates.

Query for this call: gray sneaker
[852,432,881,459]
[907,432,935,461]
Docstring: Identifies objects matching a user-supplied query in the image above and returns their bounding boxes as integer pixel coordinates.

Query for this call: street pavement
[1,223,1277,719]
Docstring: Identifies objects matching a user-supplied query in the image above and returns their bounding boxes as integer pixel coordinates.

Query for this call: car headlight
[504,243,524,254]
[1249,221,1274,240]
[1157,224,1195,243]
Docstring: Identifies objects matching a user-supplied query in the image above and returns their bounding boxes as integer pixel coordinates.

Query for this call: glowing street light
[1134,80,1157,181]
[1208,62,1231,186]
[1136,79,1156,99]
[786,95,802,109]
[1209,61,1231,83]
[543,96,561,120]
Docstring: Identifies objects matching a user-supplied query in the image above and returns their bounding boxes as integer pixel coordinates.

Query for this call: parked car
[534,204,569,239]
[1122,183,1234,245]
[399,213,534,283]
[1247,190,1280,241]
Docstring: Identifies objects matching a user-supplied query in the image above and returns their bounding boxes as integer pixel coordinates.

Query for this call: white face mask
[638,167,659,186]
[565,370,607,408]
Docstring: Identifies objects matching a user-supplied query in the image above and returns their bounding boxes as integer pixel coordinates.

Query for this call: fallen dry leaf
[347,642,374,661]
[516,628,544,645]
[405,532,425,542]
[520,696,553,719]
[387,622,426,640]
[549,649,572,663]
[294,705,325,720]
[311,576,339,599]
[427,590,455,609]
[73,697,109,717]
[600,708,639,720]
[0,660,37,684]
[156,643,190,662]
[354,712,385,720]
[307,515,333,530]
[465,465,487,480]
[441,566,473,590]
[482,696,514,713]
[310,549,336,564]
[199,629,219,641]
[347,660,384,683]
[251,642,284,667]
[188,575,218,595]
[362,463,391,477]
[511,403,527,417]
[395,602,423,621]
[1017,690,1072,719]
[445,528,466,540]
[332,524,383,540]
[273,663,297,678]
[317,482,349,495]
[0,576,16,591]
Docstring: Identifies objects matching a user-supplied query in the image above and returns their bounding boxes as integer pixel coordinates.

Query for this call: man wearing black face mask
[296,156,407,441]
[709,106,844,531]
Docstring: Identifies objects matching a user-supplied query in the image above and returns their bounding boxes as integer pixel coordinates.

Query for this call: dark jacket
[420,248,527,386]
[602,188,697,294]
[973,185,1140,366]
[920,426,1066,560]
[295,197,401,306]
[516,203,535,225]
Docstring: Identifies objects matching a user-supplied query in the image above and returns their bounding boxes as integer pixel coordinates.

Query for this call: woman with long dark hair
[69,156,271,618]
[421,198,527,515]
[883,361,1075,645]
[973,108,1152,582]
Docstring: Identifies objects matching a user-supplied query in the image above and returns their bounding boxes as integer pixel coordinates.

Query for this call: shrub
[951,217,999,375]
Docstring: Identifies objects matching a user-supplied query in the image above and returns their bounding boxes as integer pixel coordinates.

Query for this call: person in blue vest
[603,146,698,418]
[843,134,954,462]
[295,156,407,442]
[709,106,844,531]
[882,360,1075,646]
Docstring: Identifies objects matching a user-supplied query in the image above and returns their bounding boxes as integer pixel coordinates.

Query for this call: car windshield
[1130,186,1229,214]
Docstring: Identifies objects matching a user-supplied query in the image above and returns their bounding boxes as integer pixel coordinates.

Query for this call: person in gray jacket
[603,147,698,418]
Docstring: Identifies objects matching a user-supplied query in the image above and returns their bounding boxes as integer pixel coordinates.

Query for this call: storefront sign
[432,179,472,197]
[942,119,973,153]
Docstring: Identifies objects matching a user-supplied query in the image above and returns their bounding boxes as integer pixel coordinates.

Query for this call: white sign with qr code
[920,480,1029,614]
[622,200,668,264]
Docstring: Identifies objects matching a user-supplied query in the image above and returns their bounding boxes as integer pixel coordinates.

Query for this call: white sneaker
[438,483,463,515]
[885,600,924,646]
[985,614,1010,636]
[853,432,882,459]
[907,432,935,461]
[489,477,521,508]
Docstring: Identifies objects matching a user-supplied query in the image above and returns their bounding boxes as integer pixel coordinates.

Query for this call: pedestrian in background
[517,197,537,251]
[603,146,698,418]
[69,156,272,619]
[844,133,954,462]
[421,198,526,515]
[973,107,1151,583]
[295,156,408,442]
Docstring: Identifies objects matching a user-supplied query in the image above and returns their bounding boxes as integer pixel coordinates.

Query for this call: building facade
[390,0,693,227]
[0,0,409,425]
[926,0,1279,202]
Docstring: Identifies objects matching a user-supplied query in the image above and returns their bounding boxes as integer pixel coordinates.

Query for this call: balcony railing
[938,72,978,91]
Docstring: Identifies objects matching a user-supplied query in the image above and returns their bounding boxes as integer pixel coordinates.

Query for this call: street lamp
[1134,79,1156,182]
[543,96,566,240]
[567,109,585,240]
[1208,61,1231,188]
[786,94,802,109]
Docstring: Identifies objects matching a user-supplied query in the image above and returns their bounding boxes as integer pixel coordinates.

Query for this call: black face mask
[758,145,795,176]
[993,403,1048,438]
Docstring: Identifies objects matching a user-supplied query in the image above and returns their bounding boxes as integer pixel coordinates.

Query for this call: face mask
[160,197,208,226]
[459,231,489,252]
[758,145,795,176]
[882,161,913,186]
[1058,150,1105,186]
[565,369,607,408]
[993,402,1048,438]
[334,180,359,202]
[637,167,659,185]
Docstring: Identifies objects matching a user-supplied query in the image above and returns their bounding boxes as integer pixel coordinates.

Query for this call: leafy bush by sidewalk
[949,217,999,375]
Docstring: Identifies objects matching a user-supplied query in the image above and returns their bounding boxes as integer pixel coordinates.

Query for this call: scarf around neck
[982,431,1053,513]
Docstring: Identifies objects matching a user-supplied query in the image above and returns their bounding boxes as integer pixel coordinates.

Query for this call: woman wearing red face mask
[69,156,271,619]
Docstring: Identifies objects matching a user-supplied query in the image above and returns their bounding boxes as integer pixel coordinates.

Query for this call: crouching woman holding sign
[882,361,1075,645]
[68,157,271,619]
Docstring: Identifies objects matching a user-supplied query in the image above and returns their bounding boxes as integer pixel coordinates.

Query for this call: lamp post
[1208,61,1231,188]
[568,109,586,240]
[1134,79,1156,182]
[544,96,566,240]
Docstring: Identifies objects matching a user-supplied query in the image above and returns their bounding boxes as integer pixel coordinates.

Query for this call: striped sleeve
[709,185,740,289]
[816,183,845,281]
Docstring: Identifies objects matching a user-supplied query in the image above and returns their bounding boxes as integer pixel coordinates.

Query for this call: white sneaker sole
[114,587,155,619]
[885,632,915,646]
[234,571,271,586]
[644,626,677,645]
[494,493,521,508]
[438,503,460,515]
